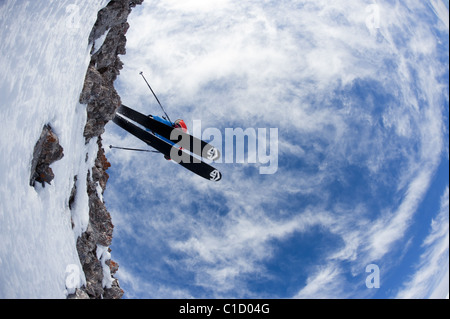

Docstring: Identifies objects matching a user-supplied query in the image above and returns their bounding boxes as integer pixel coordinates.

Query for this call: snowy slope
[0,0,108,298]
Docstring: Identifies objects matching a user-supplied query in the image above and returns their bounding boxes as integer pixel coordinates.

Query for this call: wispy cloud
[396,186,449,299]
[429,0,449,30]
[293,264,349,299]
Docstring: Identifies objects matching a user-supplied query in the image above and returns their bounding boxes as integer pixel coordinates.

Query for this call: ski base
[117,104,221,161]
[112,114,222,182]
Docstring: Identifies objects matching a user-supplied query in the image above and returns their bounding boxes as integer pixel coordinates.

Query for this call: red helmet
[174,119,188,133]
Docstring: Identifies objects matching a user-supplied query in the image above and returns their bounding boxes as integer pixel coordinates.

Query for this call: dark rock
[67,288,90,299]
[30,124,64,187]
[75,223,103,299]
[108,259,119,275]
[88,0,143,45]
[81,0,143,143]
[103,279,124,299]
[87,170,114,247]
[93,139,111,191]
[68,175,78,212]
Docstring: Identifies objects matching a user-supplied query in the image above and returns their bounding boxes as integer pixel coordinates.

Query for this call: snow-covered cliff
[0,0,143,299]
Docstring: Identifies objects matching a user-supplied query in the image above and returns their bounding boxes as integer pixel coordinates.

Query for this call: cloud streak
[396,187,449,299]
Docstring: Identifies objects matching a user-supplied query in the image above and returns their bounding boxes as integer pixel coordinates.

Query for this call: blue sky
[102,0,449,298]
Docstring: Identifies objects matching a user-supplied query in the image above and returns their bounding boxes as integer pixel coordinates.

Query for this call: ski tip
[209,169,222,182]
[207,148,221,161]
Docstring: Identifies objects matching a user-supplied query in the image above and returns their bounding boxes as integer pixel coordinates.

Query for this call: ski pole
[139,71,173,125]
[109,145,159,153]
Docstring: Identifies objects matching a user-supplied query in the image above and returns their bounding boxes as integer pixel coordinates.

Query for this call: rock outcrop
[30,125,64,188]
[81,0,143,142]
[67,0,144,299]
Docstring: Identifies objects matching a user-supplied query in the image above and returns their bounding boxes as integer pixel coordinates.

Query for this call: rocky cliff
[74,0,144,299]
[30,0,144,299]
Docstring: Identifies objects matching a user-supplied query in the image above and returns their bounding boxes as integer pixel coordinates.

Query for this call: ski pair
[117,104,220,161]
[112,112,222,182]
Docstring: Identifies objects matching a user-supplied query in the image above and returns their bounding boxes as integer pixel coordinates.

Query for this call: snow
[0,0,109,299]
[71,137,101,240]
[92,29,110,55]
[96,245,114,289]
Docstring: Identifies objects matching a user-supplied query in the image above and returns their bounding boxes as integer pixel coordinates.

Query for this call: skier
[150,116,188,160]
[110,72,221,181]
[113,104,222,181]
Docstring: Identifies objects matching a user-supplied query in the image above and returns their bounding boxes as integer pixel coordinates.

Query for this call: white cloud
[396,187,449,299]
[293,264,348,299]
[161,0,231,13]
[367,168,438,261]
[165,203,336,296]
[429,0,449,30]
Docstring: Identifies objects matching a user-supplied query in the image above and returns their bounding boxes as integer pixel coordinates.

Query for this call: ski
[112,114,222,182]
[117,104,220,161]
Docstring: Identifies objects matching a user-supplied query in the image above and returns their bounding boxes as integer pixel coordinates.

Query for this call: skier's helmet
[174,119,188,133]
